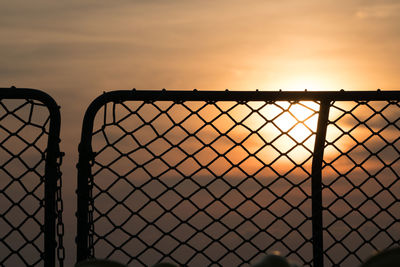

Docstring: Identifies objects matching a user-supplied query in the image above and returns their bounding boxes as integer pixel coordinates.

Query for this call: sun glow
[284,76,332,91]
[241,101,321,165]
[268,101,319,141]
[260,72,342,92]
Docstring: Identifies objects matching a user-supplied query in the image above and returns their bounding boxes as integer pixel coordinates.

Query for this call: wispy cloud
[355,3,400,19]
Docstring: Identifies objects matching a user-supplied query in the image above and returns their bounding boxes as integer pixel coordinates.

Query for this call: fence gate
[77,90,400,266]
[0,88,64,267]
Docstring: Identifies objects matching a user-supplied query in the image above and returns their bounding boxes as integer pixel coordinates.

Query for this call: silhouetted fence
[0,88,64,267]
[2,88,398,266]
[76,90,400,267]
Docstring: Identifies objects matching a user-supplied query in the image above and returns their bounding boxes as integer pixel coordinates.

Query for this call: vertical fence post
[76,143,91,262]
[311,100,330,267]
[44,120,61,267]
[76,96,104,263]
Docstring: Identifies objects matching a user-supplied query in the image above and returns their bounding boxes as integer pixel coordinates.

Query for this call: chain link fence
[322,100,400,266]
[0,88,64,267]
[76,90,400,266]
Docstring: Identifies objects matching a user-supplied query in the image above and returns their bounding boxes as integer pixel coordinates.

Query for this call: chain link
[0,88,63,266]
[88,169,95,257]
[84,99,319,266]
[56,149,65,266]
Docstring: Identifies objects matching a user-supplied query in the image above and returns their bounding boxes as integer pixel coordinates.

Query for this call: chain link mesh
[86,99,321,266]
[0,88,64,266]
[322,100,400,266]
[77,91,400,267]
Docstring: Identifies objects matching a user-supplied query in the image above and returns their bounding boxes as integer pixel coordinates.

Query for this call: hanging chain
[88,152,95,257]
[56,146,65,266]
[88,173,95,257]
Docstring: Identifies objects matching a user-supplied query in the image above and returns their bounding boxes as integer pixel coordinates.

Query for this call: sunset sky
[1,0,400,265]
[2,0,400,94]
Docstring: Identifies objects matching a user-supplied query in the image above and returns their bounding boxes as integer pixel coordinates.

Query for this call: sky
[2,0,400,93]
[1,0,400,266]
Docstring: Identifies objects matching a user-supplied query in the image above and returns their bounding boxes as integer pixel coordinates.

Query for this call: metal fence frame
[0,87,63,267]
[76,89,400,266]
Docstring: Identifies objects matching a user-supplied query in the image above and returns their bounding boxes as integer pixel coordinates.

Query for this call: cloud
[355,3,400,19]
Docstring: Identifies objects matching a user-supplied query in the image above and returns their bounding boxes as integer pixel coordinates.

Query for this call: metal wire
[77,90,400,266]
[322,100,400,266]
[0,87,64,267]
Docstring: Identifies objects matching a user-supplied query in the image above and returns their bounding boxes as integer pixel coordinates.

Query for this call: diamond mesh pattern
[0,98,49,266]
[78,91,400,267]
[0,88,63,267]
[87,99,320,266]
[322,100,400,266]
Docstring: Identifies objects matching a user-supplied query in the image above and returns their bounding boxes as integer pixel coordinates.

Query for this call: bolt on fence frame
[76,89,400,266]
[0,87,63,267]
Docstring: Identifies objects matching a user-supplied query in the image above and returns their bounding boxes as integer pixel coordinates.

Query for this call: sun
[259,101,320,162]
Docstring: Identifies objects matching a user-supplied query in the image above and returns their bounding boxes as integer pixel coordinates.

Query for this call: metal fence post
[44,101,62,267]
[76,94,108,262]
[76,143,91,262]
[311,100,330,267]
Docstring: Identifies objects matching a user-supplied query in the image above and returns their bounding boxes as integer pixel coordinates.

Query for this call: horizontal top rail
[80,90,400,141]
[88,89,400,105]
[0,87,60,109]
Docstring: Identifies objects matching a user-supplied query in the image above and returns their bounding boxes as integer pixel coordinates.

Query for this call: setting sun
[259,101,319,150]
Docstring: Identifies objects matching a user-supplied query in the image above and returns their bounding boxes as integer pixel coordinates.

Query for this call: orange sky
[1,0,394,176]
[1,0,400,94]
